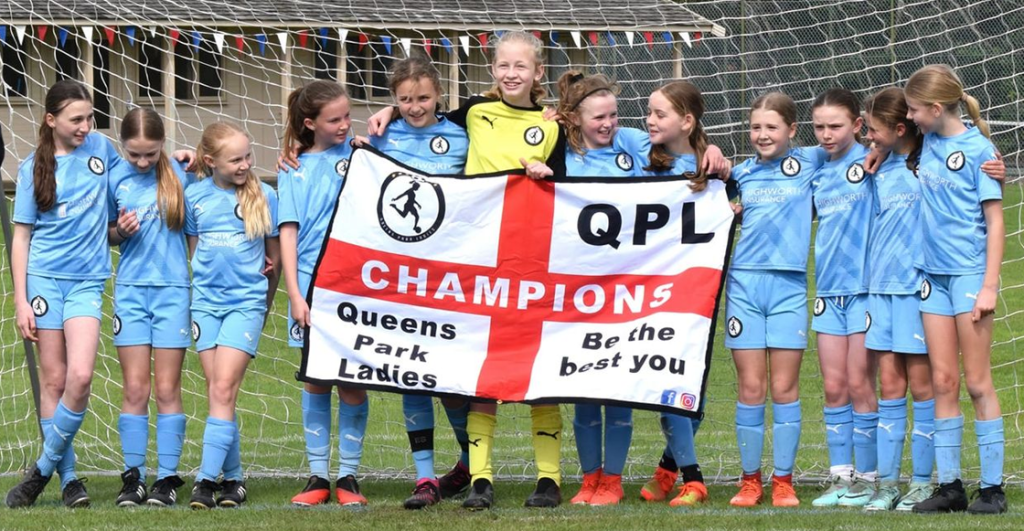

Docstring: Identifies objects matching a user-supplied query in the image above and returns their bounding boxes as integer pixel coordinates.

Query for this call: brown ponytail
[556,70,619,155]
[121,108,184,231]
[864,86,922,172]
[34,79,92,212]
[644,81,709,192]
[283,80,349,157]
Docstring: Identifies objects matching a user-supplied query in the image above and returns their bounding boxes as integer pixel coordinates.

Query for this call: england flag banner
[299,147,735,415]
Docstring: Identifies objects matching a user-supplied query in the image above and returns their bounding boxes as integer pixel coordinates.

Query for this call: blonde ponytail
[196,121,272,239]
[961,93,991,139]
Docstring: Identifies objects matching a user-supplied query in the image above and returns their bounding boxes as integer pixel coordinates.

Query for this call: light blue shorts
[811,293,868,336]
[919,272,985,317]
[724,269,808,350]
[27,275,105,330]
[286,271,312,348]
[191,307,265,357]
[866,293,927,354]
[113,284,191,348]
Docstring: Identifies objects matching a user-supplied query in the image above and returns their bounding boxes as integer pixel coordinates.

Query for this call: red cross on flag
[300,148,735,415]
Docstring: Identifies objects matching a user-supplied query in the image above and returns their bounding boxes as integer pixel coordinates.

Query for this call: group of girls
[6,78,279,510]
[723,67,1006,514]
[4,27,1007,516]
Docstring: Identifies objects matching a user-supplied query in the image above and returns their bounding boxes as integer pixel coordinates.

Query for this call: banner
[299,148,735,415]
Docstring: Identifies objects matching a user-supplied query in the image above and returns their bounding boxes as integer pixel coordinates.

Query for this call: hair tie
[569,86,612,111]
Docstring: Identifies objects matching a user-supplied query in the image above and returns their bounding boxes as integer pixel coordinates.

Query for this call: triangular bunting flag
[644,31,654,50]
[680,32,692,48]
[255,33,267,55]
[37,25,48,42]
[58,27,69,48]
[459,35,469,55]
[606,31,616,46]
[550,30,559,46]
[191,31,201,49]
[298,30,308,48]
[625,31,635,46]
[235,35,244,52]
[149,27,157,38]
[479,32,488,51]
[83,26,94,43]
[694,31,703,43]
[14,26,27,44]
[213,32,226,53]
[570,31,581,48]
[126,26,136,47]
[532,30,542,40]
[440,37,452,53]
[400,37,412,56]
[662,31,672,45]
[494,30,505,39]
[588,32,598,46]
[319,27,329,48]
[424,38,432,56]
[382,35,392,55]
[338,28,349,45]
[276,32,288,53]
[105,27,116,46]
[0,26,8,45]
[169,29,180,45]
[358,33,367,51]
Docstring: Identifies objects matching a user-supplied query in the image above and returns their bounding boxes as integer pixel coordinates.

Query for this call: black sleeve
[544,124,567,177]
[724,178,739,201]
[444,95,488,129]
[0,126,5,169]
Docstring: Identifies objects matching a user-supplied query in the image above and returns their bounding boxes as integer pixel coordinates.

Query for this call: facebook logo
[661,390,677,405]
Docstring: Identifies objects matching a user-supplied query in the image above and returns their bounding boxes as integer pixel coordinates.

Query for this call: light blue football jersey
[109,160,194,287]
[277,141,350,276]
[643,152,698,176]
[812,142,873,297]
[868,152,922,294]
[731,147,825,272]
[915,127,1001,275]
[185,178,279,311]
[13,131,120,280]
[370,116,468,174]
[565,127,649,177]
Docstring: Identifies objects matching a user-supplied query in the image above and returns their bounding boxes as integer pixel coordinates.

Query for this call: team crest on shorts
[615,152,634,172]
[113,315,122,335]
[921,279,932,301]
[946,151,965,171]
[813,297,826,316]
[289,322,304,342]
[524,126,545,146]
[865,311,872,332]
[378,171,445,243]
[429,135,450,155]
[30,296,48,317]
[88,156,105,175]
[336,159,349,177]
[191,320,201,341]
[727,316,743,338]
[781,156,801,177]
[846,163,865,184]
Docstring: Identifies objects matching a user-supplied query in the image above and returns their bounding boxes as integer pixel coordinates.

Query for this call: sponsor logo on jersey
[336,159,349,177]
[378,172,446,243]
[846,162,866,184]
[429,135,450,155]
[615,152,634,172]
[727,316,743,337]
[946,151,965,171]
[781,156,801,177]
[524,126,545,146]
[813,297,826,316]
[88,156,105,175]
[31,296,48,317]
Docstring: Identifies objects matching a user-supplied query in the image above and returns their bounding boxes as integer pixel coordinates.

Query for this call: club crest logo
[234,204,243,221]
[191,320,201,341]
[88,156,105,175]
[429,135,450,155]
[846,163,865,184]
[113,315,122,335]
[378,171,445,243]
[30,296,48,317]
[290,322,304,342]
[781,156,801,177]
[865,311,872,332]
[727,316,743,338]
[524,126,545,146]
[336,159,350,177]
[615,152,634,172]
[946,151,965,171]
[921,279,932,301]
[813,297,826,316]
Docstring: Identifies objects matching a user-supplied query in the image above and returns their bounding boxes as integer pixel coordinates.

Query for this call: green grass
[0,184,1021,529]
[0,476,1022,531]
